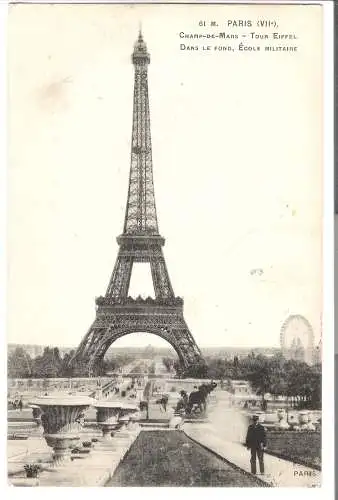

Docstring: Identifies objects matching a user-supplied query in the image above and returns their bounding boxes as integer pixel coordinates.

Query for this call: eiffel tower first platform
[69,32,206,377]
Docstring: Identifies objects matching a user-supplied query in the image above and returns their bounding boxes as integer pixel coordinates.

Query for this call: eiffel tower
[69,31,205,377]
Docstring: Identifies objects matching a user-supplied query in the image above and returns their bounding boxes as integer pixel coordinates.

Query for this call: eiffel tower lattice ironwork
[69,32,205,377]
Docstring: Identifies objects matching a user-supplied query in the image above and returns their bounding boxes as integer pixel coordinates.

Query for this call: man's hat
[252,414,259,421]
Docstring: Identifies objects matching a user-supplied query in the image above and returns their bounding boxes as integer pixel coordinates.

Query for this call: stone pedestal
[45,434,80,466]
[93,401,123,441]
[264,411,278,426]
[30,395,93,468]
[299,411,315,430]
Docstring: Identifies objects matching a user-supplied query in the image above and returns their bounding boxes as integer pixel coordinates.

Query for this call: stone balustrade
[243,408,320,431]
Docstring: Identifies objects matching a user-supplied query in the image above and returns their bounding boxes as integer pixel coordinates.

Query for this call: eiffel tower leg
[67,323,107,377]
[168,318,206,375]
[71,329,122,377]
[150,254,174,299]
[106,256,133,298]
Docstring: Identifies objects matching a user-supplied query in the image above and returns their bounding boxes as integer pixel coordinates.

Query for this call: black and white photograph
[4,0,333,492]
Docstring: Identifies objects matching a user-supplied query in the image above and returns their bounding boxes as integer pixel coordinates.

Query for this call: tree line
[7,346,136,379]
[162,352,321,409]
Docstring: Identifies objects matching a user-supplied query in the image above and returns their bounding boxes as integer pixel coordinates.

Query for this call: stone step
[140,422,169,428]
[184,418,209,424]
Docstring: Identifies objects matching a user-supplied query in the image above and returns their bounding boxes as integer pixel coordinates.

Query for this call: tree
[31,347,63,378]
[8,347,32,378]
[247,356,272,401]
[184,360,208,379]
[173,359,183,377]
[61,350,76,377]
[188,352,322,410]
[162,357,174,372]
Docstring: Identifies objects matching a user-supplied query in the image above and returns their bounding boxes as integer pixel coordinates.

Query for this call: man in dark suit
[245,414,267,474]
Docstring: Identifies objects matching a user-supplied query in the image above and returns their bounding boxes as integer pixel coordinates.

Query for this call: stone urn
[277,408,289,429]
[299,411,312,430]
[30,395,93,467]
[311,410,321,425]
[29,404,44,435]
[93,401,123,440]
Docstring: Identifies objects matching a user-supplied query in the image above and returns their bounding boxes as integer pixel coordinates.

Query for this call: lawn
[107,430,267,487]
[266,430,321,470]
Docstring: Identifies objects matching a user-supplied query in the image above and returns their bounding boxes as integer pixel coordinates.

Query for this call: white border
[1,1,334,500]
[5,0,336,4]
[0,0,7,495]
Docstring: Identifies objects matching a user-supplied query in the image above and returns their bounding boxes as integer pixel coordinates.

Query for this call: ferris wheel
[280,314,314,353]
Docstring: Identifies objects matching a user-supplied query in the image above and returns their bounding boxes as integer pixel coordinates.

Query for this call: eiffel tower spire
[123,30,158,235]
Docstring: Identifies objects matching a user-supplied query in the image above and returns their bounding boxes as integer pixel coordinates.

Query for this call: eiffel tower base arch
[68,298,206,378]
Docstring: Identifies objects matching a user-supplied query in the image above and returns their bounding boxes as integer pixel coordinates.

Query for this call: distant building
[313,339,322,364]
[143,344,155,358]
[288,337,305,362]
[228,380,252,395]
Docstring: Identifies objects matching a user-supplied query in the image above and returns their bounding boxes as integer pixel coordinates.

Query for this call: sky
[7,3,323,349]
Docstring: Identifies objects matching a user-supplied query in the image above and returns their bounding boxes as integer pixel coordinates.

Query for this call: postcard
[5,0,334,494]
